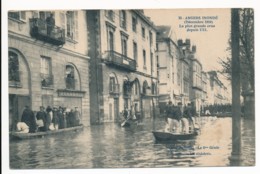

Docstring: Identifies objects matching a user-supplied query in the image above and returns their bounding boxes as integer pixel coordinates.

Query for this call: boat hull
[11,125,84,140]
[152,131,198,142]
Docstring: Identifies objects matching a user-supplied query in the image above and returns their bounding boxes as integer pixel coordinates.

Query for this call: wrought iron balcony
[41,73,54,88]
[29,18,65,45]
[103,51,136,71]
[109,84,120,95]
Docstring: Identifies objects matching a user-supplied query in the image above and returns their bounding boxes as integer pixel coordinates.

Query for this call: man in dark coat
[182,104,193,133]
[21,106,37,133]
[74,107,81,126]
[52,107,60,130]
[36,106,47,131]
[58,107,65,129]
[46,13,55,36]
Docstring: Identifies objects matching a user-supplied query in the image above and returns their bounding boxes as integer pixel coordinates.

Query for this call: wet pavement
[9,116,255,169]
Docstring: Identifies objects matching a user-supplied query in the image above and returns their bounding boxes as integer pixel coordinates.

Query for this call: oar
[121,115,131,127]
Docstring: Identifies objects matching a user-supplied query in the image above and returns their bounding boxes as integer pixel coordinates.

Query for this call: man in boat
[122,105,129,120]
[16,122,29,133]
[21,106,37,133]
[52,107,60,130]
[36,106,47,131]
[67,108,75,127]
[58,106,65,129]
[164,101,172,122]
[182,104,193,134]
[121,105,131,127]
[46,106,54,131]
[165,101,181,133]
[74,107,81,126]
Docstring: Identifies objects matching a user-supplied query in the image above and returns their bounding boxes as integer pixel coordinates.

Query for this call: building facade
[8,10,90,130]
[156,26,182,109]
[201,71,208,112]
[87,10,158,124]
[177,39,204,113]
[207,71,230,105]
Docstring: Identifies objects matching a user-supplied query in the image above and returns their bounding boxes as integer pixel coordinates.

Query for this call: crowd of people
[16,105,82,133]
[202,104,232,115]
[164,101,199,134]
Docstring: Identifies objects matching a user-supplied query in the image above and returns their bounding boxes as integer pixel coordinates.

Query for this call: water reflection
[10,116,255,169]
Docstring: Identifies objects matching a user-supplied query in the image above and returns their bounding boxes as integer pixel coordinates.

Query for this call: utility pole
[229,8,242,165]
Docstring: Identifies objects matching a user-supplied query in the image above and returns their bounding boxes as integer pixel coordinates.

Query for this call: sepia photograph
[2,0,258,173]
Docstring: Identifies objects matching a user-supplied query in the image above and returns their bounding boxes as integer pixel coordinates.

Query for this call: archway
[8,48,31,131]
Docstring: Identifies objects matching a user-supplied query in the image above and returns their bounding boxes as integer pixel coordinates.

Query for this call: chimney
[192,45,196,53]
[185,39,191,45]
[177,39,183,46]
[185,39,191,49]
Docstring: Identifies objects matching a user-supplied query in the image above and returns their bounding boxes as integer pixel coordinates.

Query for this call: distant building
[87,10,158,123]
[178,39,203,113]
[156,26,183,109]
[207,71,230,105]
[8,10,90,130]
[201,71,208,112]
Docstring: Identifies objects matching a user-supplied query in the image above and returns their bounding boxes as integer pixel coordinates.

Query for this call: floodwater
[9,116,255,169]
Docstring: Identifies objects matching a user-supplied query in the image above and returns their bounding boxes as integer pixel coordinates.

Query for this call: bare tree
[219,8,254,91]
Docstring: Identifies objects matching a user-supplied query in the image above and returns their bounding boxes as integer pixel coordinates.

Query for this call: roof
[156,25,172,40]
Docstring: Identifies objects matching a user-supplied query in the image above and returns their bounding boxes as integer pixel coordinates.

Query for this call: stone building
[87,10,158,124]
[178,39,203,113]
[8,10,90,130]
[207,71,230,105]
[156,26,183,110]
[201,71,208,112]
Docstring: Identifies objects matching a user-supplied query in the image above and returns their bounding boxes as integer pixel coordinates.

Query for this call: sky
[144,9,231,73]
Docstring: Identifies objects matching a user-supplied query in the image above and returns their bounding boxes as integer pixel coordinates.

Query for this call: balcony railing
[103,51,136,71]
[29,18,65,45]
[109,84,120,95]
[41,73,54,88]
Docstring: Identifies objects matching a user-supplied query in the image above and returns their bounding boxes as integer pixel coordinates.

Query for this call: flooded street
[10,116,255,169]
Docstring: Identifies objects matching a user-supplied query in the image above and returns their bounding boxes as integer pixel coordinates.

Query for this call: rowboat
[120,118,139,127]
[152,129,199,142]
[10,125,84,140]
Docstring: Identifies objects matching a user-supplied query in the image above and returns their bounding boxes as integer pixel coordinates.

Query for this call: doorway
[9,94,30,131]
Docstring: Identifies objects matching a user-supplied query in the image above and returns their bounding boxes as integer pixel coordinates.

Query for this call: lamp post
[229,8,242,165]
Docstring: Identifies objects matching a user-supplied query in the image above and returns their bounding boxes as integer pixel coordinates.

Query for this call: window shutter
[74,11,78,41]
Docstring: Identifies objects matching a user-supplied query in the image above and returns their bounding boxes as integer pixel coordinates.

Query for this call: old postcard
[2,1,258,173]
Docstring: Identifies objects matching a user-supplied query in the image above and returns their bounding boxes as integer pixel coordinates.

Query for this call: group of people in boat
[16,105,82,133]
[164,101,199,134]
[121,104,142,124]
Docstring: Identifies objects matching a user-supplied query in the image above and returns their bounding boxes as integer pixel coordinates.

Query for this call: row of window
[105,10,153,44]
[9,51,78,90]
[109,76,157,95]
[107,26,154,68]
